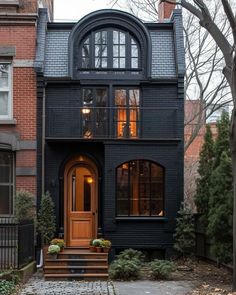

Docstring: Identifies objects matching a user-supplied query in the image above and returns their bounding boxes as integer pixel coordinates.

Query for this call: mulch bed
[140,258,236,295]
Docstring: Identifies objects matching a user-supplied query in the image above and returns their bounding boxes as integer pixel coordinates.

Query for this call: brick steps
[44,247,109,280]
[44,273,109,281]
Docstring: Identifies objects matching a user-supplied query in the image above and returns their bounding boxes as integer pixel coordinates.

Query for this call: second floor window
[82,88,107,138]
[81,29,139,70]
[115,89,140,138]
[0,63,12,119]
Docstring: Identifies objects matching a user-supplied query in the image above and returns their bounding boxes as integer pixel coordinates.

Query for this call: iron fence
[0,218,35,270]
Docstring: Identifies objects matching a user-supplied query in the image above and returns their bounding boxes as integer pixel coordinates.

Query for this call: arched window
[80,29,140,69]
[116,160,164,217]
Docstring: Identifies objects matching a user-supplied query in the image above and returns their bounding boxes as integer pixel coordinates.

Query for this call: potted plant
[102,239,111,253]
[47,244,60,259]
[92,239,102,253]
[89,239,96,252]
[50,238,65,251]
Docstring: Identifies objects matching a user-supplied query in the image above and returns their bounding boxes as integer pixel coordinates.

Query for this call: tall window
[0,63,12,119]
[80,29,140,69]
[0,151,14,215]
[82,88,107,138]
[116,160,164,217]
[115,89,140,138]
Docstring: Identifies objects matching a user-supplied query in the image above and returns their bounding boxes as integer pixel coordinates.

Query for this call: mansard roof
[35,8,185,79]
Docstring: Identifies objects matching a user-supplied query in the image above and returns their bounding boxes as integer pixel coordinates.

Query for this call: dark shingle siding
[151,30,176,78]
[44,30,70,77]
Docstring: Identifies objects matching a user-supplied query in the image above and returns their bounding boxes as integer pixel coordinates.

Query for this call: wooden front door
[64,156,97,247]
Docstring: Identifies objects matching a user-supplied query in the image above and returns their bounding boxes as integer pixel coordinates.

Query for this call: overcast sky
[54,0,124,22]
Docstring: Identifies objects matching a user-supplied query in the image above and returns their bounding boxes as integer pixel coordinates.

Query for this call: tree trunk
[229,72,236,291]
[233,146,236,291]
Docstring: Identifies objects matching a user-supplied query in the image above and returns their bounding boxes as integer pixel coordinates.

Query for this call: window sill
[115,217,168,222]
[0,119,17,125]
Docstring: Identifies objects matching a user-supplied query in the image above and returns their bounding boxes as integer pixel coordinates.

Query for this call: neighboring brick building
[0,0,53,216]
[184,100,220,210]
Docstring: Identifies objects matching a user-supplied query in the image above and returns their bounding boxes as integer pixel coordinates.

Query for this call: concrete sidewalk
[114,280,194,295]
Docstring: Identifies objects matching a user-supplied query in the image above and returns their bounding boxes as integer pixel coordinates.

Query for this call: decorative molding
[0,46,16,57]
[0,132,19,150]
[19,140,36,150]
[0,119,17,125]
[16,167,36,176]
[13,59,34,67]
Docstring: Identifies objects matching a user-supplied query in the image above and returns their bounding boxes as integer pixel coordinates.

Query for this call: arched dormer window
[81,29,140,69]
[69,10,151,79]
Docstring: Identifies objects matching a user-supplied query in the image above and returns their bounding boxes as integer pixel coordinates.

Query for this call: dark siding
[103,143,183,251]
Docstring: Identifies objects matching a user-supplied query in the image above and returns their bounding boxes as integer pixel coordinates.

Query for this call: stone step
[45,258,108,267]
[44,273,109,281]
[44,265,108,274]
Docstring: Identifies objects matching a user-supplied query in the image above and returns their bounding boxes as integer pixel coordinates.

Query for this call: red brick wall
[0,26,36,59]
[158,2,176,20]
[0,21,37,195]
[16,177,36,194]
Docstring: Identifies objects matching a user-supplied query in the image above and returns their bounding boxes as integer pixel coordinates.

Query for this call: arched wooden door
[64,156,98,247]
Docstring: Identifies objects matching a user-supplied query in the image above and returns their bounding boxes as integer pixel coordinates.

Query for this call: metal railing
[0,218,35,270]
[46,106,178,139]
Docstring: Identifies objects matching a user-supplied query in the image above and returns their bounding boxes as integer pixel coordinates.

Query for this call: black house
[35,6,185,257]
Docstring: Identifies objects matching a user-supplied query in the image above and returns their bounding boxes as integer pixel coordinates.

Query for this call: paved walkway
[18,273,194,295]
[114,280,194,295]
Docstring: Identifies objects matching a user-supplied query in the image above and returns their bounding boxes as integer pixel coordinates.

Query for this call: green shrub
[150,259,175,279]
[37,192,56,245]
[109,258,140,280]
[0,280,16,295]
[116,248,144,265]
[15,190,35,222]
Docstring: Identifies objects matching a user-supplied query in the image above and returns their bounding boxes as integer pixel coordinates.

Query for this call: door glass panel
[71,167,92,212]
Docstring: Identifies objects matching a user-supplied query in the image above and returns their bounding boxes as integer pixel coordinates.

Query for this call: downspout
[37,85,46,269]
[37,86,46,269]
[42,86,45,194]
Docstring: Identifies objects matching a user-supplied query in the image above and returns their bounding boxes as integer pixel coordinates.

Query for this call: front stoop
[43,247,109,280]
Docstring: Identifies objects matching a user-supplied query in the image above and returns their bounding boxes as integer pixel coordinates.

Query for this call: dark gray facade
[35,8,185,257]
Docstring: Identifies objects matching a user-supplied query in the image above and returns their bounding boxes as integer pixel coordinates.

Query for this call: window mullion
[91,32,95,68]
[107,29,113,68]
[149,161,151,216]
[128,161,131,216]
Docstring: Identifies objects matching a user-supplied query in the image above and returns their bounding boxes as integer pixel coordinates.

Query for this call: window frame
[0,150,15,217]
[79,28,140,70]
[81,86,109,138]
[114,87,140,138]
[0,62,13,120]
[116,160,165,218]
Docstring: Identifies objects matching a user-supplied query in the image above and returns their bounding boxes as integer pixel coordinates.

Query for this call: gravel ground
[17,272,116,295]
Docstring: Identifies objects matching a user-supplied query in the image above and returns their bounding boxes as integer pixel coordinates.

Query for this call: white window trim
[0,62,13,120]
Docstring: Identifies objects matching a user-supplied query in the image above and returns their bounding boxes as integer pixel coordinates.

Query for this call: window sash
[0,151,14,216]
[0,63,12,119]
[80,29,139,70]
[116,160,164,217]
[114,88,140,138]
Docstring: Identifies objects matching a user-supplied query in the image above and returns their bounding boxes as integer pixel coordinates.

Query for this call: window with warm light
[80,29,139,69]
[115,89,140,138]
[116,160,164,217]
